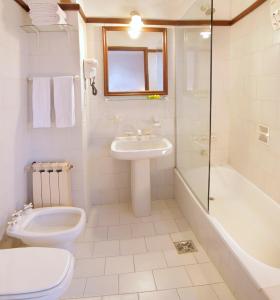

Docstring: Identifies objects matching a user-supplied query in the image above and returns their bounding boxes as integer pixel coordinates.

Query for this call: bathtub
[175,166,280,300]
[210,166,280,289]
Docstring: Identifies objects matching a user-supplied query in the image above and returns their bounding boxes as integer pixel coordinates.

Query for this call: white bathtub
[210,166,280,289]
[175,166,280,300]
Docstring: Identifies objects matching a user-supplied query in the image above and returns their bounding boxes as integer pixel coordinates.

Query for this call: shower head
[200,4,216,16]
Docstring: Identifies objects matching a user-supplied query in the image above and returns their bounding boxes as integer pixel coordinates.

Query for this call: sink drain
[174,240,197,254]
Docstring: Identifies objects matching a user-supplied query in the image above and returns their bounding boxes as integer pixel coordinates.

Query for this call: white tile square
[139,289,180,300]
[108,225,132,240]
[98,211,119,226]
[62,278,86,299]
[154,220,179,234]
[186,263,223,286]
[145,235,174,251]
[153,266,192,289]
[119,271,156,293]
[164,250,196,267]
[194,248,210,263]
[74,242,94,259]
[120,210,142,224]
[84,227,108,242]
[93,240,119,257]
[74,258,105,278]
[84,275,118,297]
[134,252,167,271]
[175,218,190,231]
[131,223,155,237]
[164,199,178,208]
[120,238,147,255]
[103,294,138,300]
[211,283,236,300]
[178,286,219,300]
[141,211,162,223]
[105,255,134,274]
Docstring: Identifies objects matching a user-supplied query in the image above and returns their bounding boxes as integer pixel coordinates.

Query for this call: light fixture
[200,30,211,39]
[128,11,144,39]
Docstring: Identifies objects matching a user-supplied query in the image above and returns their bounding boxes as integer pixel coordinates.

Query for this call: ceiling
[77,0,257,20]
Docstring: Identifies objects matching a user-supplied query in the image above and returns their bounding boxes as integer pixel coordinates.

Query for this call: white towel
[32,77,51,128]
[30,7,66,19]
[53,76,75,128]
[31,16,67,26]
[26,0,58,5]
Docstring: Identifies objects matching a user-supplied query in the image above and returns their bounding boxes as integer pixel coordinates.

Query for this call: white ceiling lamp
[200,30,211,39]
[128,11,144,39]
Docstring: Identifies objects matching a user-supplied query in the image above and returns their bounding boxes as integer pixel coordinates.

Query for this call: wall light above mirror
[102,26,168,97]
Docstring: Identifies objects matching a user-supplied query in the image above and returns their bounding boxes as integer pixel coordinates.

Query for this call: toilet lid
[0,247,73,296]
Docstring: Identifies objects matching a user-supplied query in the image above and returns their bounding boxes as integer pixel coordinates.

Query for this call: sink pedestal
[131,159,151,217]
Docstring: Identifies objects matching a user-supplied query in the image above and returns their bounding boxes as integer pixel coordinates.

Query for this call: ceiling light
[128,11,143,39]
[200,31,211,39]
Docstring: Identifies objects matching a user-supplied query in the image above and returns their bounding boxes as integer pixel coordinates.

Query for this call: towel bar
[28,75,80,81]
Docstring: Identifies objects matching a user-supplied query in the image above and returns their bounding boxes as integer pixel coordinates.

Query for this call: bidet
[7,206,86,251]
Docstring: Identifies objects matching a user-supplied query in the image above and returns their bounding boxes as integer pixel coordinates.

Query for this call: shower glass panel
[175,2,212,210]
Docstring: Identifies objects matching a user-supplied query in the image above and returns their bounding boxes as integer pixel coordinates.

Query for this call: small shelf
[21,24,76,33]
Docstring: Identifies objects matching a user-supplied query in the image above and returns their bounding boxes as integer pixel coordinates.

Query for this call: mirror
[103,26,168,96]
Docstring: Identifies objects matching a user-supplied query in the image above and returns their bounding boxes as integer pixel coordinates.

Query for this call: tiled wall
[26,12,88,210]
[0,0,30,239]
[211,27,230,166]
[228,1,280,204]
[86,25,175,205]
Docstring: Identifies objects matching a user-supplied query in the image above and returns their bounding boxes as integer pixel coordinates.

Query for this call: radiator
[31,162,73,208]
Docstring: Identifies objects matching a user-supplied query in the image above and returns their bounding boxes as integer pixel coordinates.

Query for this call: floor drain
[174,240,198,254]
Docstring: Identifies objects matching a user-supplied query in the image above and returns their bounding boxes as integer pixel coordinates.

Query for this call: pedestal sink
[111,135,173,217]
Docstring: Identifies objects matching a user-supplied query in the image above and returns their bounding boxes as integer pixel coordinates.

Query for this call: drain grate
[174,240,198,254]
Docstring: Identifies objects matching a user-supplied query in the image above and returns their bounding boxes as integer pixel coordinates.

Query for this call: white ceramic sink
[111,135,173,217]
[111,135,173,160]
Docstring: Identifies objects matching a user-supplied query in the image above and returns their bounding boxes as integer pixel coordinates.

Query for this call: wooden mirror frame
[102,26,168,97]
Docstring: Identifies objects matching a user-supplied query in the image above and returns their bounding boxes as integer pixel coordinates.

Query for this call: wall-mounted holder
[21,24,76,47]
[258,124,270,144]
[84,59,98,96]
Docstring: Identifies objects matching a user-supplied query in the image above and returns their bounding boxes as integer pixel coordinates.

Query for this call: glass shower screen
[175,3,213,211]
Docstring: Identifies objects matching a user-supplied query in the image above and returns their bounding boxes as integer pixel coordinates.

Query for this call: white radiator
[31,162,73,208]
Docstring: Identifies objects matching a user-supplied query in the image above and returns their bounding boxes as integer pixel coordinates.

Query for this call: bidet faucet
[12,210,23,218]
[7,219,18,226]
[23,202,33,212]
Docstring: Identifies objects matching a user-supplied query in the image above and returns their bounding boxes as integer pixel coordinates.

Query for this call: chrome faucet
[23,202,33,213]
[11,210,23,218]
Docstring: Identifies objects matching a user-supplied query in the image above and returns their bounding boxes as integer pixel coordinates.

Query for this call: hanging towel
[32,77,51,128]
[53,76,75,128]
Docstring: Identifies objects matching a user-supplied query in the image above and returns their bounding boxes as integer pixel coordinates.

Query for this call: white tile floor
[63,200,236,300]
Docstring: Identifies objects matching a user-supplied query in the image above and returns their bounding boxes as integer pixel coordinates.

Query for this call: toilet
[0,247,74,300]
[6,206,86,251]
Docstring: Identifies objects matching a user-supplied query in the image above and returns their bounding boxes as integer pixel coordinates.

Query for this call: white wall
[26,12,88,210]
[228,1,280,204]
[0,0,30,239]
[0,6,90,242]
[86,25,175,205]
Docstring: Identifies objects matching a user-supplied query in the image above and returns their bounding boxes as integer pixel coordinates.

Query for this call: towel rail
[28,75,80,81]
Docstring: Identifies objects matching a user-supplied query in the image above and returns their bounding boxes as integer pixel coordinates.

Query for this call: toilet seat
[0,247,74,300]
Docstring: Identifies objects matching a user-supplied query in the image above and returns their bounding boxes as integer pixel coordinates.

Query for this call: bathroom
[0,0,279,299]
